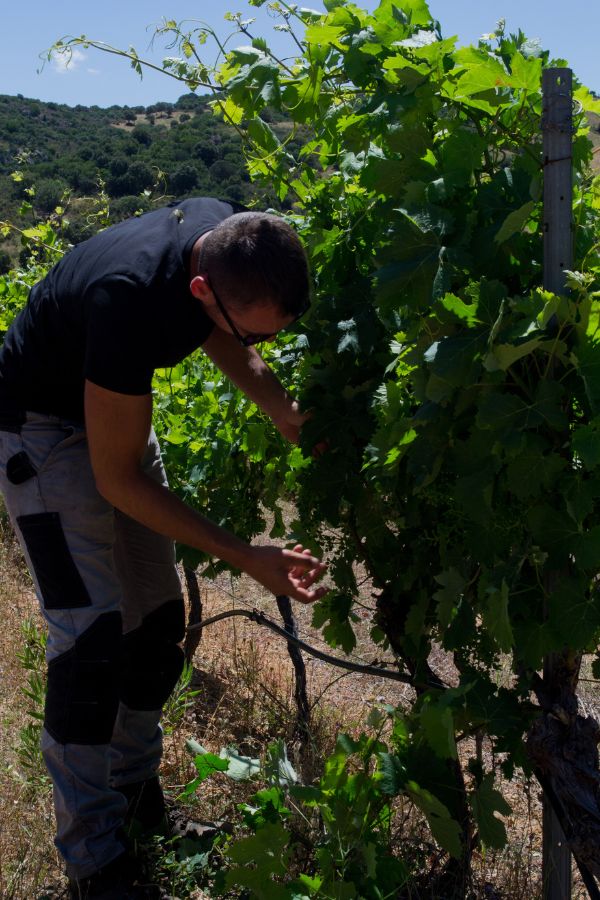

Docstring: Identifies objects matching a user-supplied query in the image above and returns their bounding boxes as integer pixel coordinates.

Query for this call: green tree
[109,157,128,177]
[169,163,198,194]
[132,124,152,146]
[208,159,237,182]
[35,178,68,213]
[192,140,217,165]
[0,249,12,275]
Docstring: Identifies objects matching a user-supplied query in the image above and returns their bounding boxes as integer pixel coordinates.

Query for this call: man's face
[191,273,295,346]
[209,286,294,347]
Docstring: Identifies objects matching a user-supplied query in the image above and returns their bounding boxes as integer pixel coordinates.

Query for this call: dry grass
[0,519,595,897]
[0,522,62,899]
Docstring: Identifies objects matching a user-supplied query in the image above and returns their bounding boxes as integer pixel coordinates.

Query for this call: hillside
[0,92,300,269]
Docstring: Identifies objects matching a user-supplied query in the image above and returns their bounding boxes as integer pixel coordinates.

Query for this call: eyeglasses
[209,279,310,348]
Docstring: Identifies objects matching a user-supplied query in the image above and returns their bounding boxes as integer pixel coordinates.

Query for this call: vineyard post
[541,66,574,900]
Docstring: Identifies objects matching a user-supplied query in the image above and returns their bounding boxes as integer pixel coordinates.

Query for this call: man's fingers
[294,563,327,584]
[289,584,329,604]
[288,545,321,578]
[284,548,325,571]
[261,544,328,603]
[293,569,322,591]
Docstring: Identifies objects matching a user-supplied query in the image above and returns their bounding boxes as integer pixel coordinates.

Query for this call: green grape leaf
[454,48,510,90]
[312,593,357,654]
[181,744,230,796]
[477,380,567,434]
[572,526,600,569]
[533,379,569,431]
[439,128,486,190]
[467,680,526,748]
[527,504,578,565]
[394,0,432,26]
[424,334,482,402]
[494,201,536,244]
[378,752,407,795]
[294,873,323,895]
[476,391,530,433]
[506,436,565,499]
[224,825,291,899]
[375,209,442,309]
[480,581,513,652]
[574,338,600,415]
[420,702,457,760]
[227,821,289,867]
[565,475,599,525]
[454,462,496,525]
[573,420,600,470]
[247,116,281,154]
[483,335,542,372]
[509,51,543,91]
[438,292,480,326]
[547,575,600,650]
[305,24,346,45]
[407,782,462,859]
[434,568,466,628]
[470,774,511,849]
[574,84,600,115]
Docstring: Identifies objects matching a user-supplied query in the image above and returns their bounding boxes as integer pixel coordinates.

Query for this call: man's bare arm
[84,380,326,602]
[201,327,307,442]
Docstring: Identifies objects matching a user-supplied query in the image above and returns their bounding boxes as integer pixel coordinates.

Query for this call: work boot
[119,776,170,840]
[68,852,162,899]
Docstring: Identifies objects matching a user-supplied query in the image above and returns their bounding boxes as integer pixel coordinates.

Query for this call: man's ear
[189,274,213,303]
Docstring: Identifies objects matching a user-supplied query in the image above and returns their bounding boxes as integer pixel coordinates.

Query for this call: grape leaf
[407,782,462,859]
[481,580,514,652]
[470,774,511,849]
[421,702,457,759]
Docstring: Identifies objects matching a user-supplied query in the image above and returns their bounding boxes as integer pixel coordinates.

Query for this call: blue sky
[1,1,598,108]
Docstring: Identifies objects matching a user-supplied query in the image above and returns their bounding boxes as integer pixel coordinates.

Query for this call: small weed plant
[15,619,50,795]
[162,659,201,737]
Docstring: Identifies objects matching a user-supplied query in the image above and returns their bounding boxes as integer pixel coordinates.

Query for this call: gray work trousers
[0,412,184,879]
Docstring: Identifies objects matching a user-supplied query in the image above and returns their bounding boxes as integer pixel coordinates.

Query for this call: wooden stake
[542,66,573,900]
[543,68,573,295]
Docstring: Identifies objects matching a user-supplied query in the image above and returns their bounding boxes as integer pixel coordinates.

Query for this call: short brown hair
[198,212,310,317]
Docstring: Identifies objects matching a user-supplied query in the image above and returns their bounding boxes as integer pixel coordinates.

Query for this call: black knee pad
[45,611,122,745]
[119,598,185,711]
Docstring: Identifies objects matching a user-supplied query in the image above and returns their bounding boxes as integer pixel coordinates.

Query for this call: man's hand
[244,543,328,604]
[201,330,325,452]
[272,399,309,444]
[273,401,328,457]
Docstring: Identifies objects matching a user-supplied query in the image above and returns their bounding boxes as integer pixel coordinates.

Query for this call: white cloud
[87,68,101,76]
[52,48,86,75]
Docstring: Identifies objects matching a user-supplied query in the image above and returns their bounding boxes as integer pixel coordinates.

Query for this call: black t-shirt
[0,197,237,424]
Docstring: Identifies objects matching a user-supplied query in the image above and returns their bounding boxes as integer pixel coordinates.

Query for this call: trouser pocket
[16,511,92,609]
[6,450,37,484]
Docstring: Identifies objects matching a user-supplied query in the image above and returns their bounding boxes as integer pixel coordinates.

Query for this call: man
[0,197,327,898]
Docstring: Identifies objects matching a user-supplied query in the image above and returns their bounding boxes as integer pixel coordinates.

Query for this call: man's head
[190,211,310,346]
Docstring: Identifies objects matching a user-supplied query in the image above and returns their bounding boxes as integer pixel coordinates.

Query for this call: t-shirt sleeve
[84,277,155,395]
